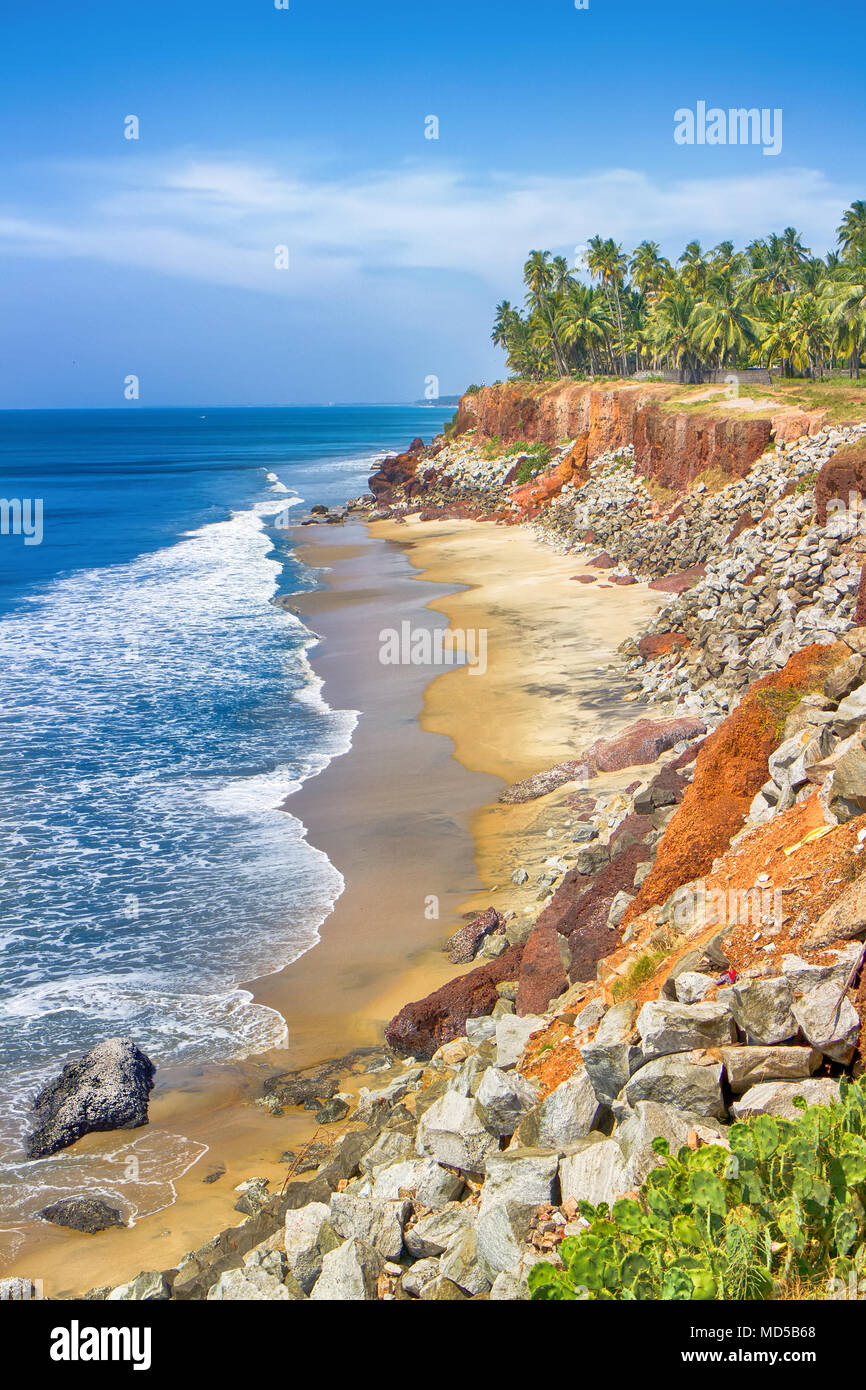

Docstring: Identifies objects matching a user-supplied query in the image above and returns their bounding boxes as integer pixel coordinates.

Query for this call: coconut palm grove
[491,201,866,383]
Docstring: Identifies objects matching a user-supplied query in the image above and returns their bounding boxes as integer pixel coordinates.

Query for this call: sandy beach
[2,514,660,1297]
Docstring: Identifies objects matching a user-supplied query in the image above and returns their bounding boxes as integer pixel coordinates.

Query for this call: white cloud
[0,155,855,298]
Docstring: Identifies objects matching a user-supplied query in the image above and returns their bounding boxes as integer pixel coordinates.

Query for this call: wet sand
[2,515,661,1297]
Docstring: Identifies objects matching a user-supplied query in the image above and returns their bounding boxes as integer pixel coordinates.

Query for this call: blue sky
[0,0,863,407]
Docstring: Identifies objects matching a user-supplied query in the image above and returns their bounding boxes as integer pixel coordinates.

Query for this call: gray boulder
[580,1040,643,1106]
[26,1038,155,1159]
[495,1014,547,1069]
[369,1157,463,1207]
[731,1079,841,1121]
[475,1200,536,1280]
[717,977,796,1044]
[327,1193,409,1261]
[516,1070,602,1147]
[284,1202,341,1294]
[636,1000,736,1059]
[559,1137,631,1208]
[206,1268,295,1301]
[718,1045,820,1093]
[415,1091,499,1173]
[622,1056,726,1119]
[309,1238,383,1301]
[399,1258,441,1297]
[614,1101,726,1186]
[439,1226,491,1295]
[107,1271,171,1301]
[784,946,864,1062]
[674,972,715,1005]
[404,1203,473,1258]
[476,1067,540,1136]
[482,1148,559,1209]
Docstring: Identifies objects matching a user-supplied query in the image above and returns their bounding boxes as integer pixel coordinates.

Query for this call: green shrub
[529,1076,866,1301]
[512,442,552,484]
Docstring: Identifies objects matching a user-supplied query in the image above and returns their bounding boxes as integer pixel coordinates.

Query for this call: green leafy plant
[530,1077,866,1301]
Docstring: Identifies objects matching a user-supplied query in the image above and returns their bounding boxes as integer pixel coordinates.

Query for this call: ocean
[0,404,452,1232]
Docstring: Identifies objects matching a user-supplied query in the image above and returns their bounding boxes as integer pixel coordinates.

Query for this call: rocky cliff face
[455,381,780,490]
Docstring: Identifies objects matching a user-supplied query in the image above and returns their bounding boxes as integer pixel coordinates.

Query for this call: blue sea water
[0,404,451,1223]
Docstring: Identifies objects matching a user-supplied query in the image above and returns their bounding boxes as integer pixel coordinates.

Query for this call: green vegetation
[511,442,552,483]
[610,948,668,1001]
[492,202,866,385]
[530,1077,866,1301]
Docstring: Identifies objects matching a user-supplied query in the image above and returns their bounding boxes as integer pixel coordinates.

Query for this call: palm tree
[556,284,612,376]
[838,201,866,263]
[629,241,671,301]
[678,241,708,296]
[788,294,831,378]
[690,272,761,369]
[491,300,519,351]
[523,251,568,378]
[648,289,699,377]
[585,236,629,374]
[826,269,866,378]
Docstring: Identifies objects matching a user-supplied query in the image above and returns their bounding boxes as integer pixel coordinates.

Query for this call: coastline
[3,510,660,1298]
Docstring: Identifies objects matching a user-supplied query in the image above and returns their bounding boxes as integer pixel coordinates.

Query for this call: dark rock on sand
[38,1197,126,1234]
[385,944,524,1057]
[582,716,706,775]
[26,1038,155,1160]
[444,906,503,964]
[498,716,705,803]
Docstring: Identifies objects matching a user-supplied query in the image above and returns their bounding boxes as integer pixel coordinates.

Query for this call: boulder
[444,907,503,964]
[833,683,866,735]
[475,1201,536,1280]
[106,1271,171,1302]
[206,1268,295,1301]
[615,1102,726,1186]
[559,1137,632,1208]
[674,971,715,1004]
[415,1092,499,1174]
[515,1070,602,1147]
[417,1275,470,1300]
[623,1056,726,1119]
[399,1258,440,1298]
[489,1250,553,1300]
[636,1000,736,1059]
[717,977,797,1045]
[38,1197,126,1234]
[582,717,707,775]
[786,949,863,1063]
[481,1148,560,1209]
[495,1013,547,1069]
[284,1202,341,1294]
[439,1227,491,1296]
[717,1045,821,1093]
[370,1158,463,1207]
[804,871,866,951]
[385,944,524,1057]
[515,922,569,1015]
[26,1038,155,1159]
[476,1067,540,1136]
[404,1204,473,1258]
[731,1079,841,1121]
[309,1238,383,1301]
[327,1193,409,1261]
[580,1040,643,1106]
